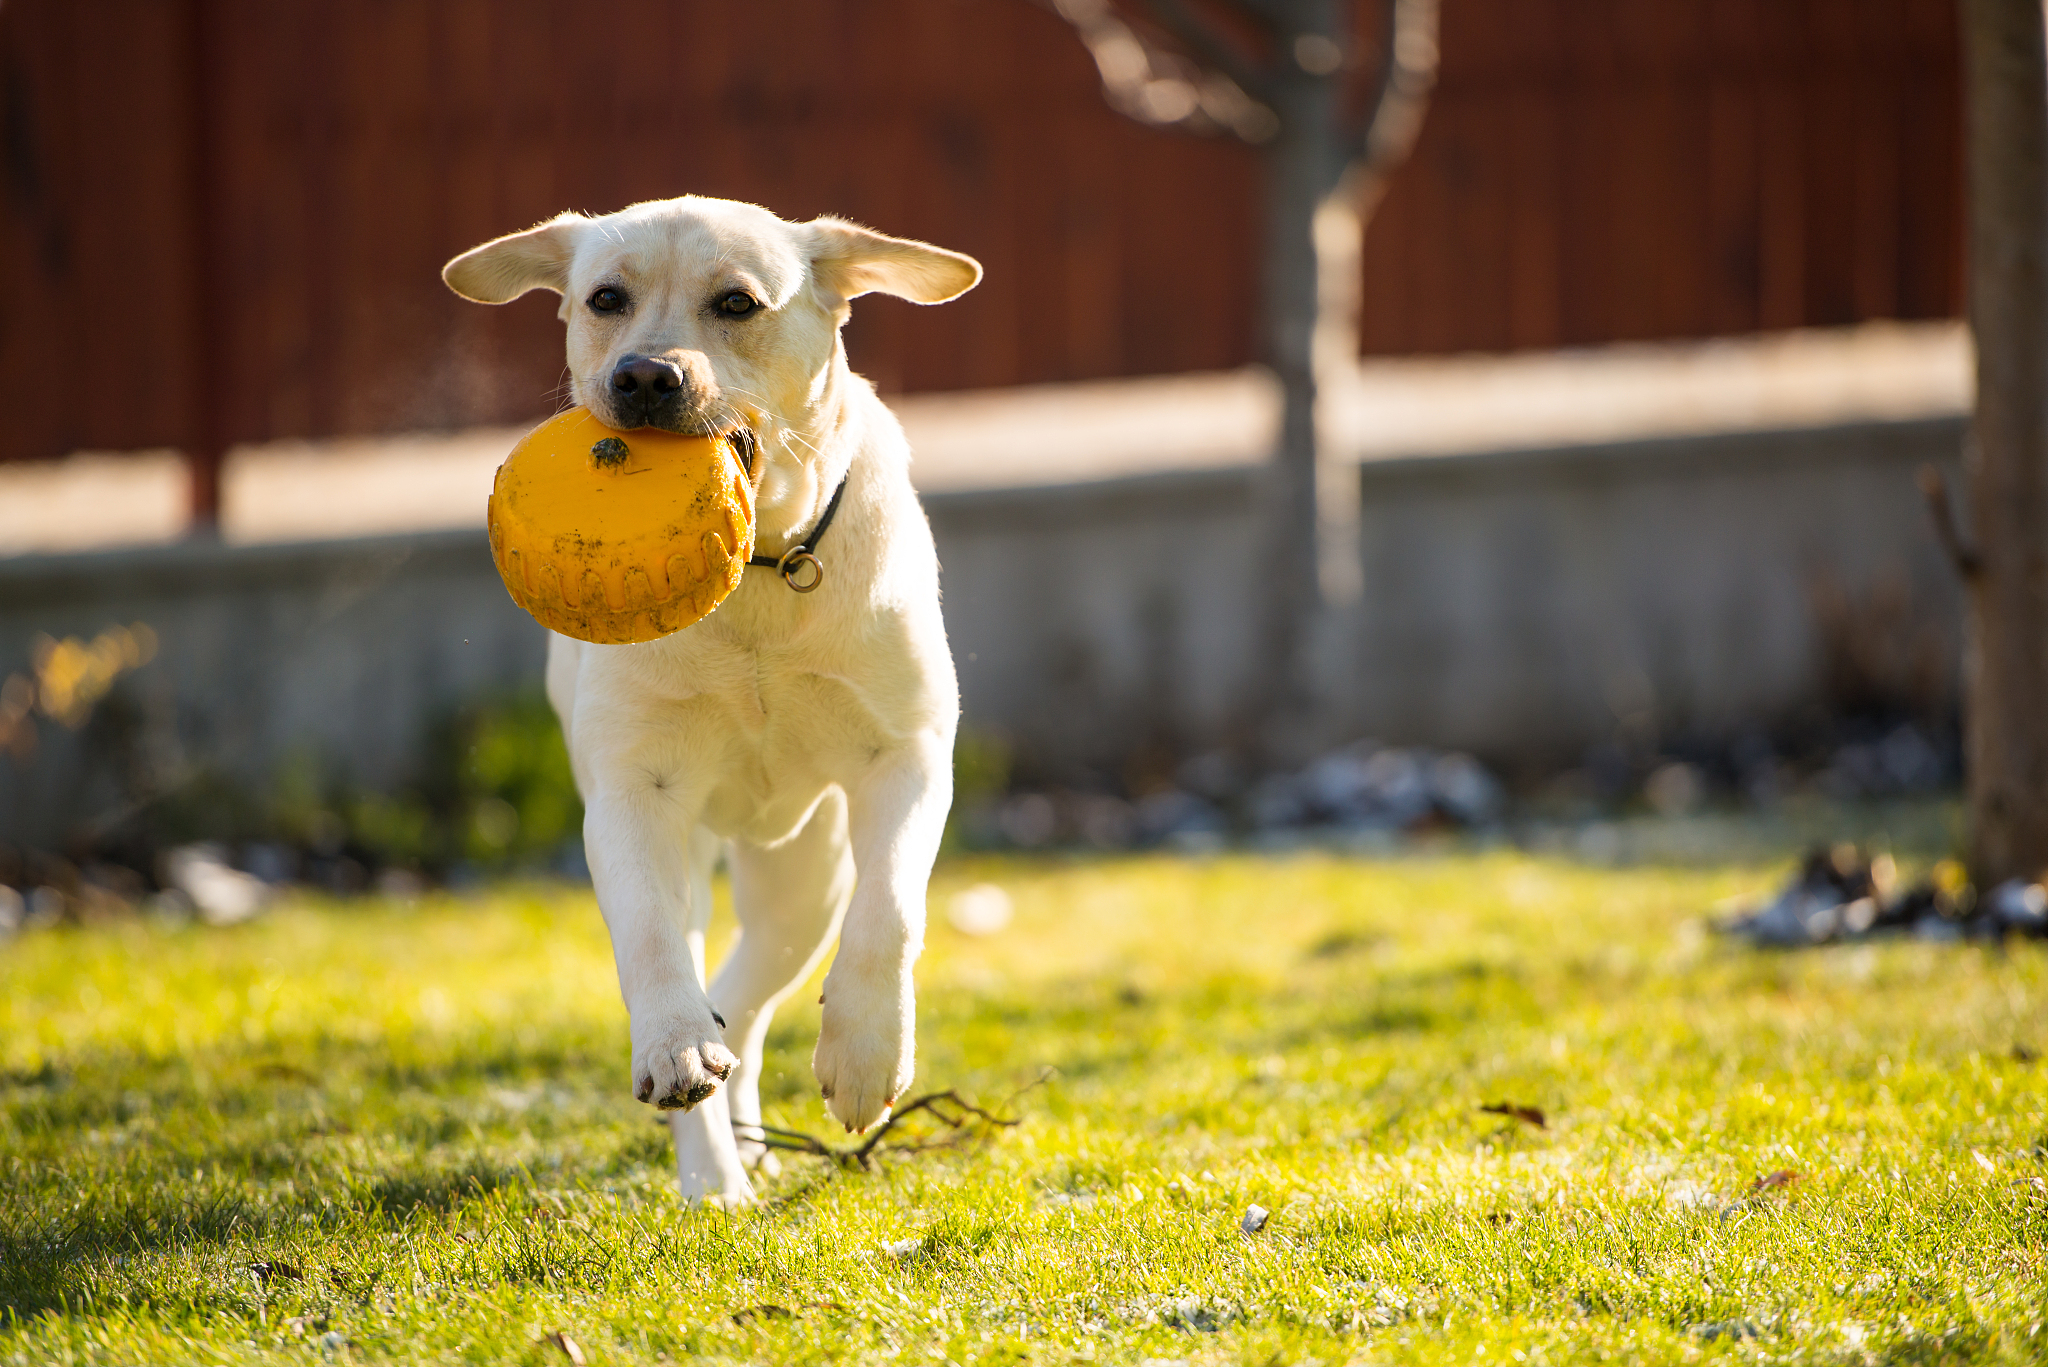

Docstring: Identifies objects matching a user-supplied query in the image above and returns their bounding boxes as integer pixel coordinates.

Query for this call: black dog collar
[747,472,848,594]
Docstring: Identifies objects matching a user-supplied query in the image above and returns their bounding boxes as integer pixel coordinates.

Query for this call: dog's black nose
[611,354,683,398]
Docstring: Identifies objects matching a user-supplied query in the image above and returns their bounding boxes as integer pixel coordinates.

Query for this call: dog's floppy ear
[806,217,982,305]
[442,213,587,304]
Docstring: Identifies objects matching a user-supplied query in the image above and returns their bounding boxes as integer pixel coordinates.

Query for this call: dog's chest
[677,643,901,840]
[644,607,930,764]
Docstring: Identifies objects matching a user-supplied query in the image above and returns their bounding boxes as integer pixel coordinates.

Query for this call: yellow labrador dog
[443,197,979,1204]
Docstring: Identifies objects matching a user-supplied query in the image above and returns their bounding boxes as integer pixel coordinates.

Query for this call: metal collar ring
[746,472,848,593]
[776,548,824,593]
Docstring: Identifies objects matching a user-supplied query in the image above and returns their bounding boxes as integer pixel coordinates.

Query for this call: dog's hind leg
[710,788,855,1173]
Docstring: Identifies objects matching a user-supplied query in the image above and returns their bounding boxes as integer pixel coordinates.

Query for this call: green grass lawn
[4,847,2045,1365]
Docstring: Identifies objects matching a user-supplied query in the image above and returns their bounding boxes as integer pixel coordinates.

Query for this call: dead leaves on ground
[541,1329,586,1365]
[1478,1102,1548,1129]
[1710,1169,1807,1222]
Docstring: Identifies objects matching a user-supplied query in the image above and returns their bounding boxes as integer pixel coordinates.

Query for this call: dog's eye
[717,292,760,317]
[588,287,626,314]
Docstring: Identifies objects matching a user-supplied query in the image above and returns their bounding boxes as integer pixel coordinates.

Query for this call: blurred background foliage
[147,690,582,884]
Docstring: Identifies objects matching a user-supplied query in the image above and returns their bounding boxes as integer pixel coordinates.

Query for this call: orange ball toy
[486,408,756,645]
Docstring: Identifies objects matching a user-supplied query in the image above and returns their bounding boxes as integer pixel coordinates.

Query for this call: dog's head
[442,197,979,445]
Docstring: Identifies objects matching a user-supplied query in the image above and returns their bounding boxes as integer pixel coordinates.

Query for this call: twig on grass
[734,1069,1052,1174]
[1478,1102,1547,1129]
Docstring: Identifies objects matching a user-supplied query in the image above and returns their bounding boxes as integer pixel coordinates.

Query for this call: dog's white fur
[443,197,979,1204]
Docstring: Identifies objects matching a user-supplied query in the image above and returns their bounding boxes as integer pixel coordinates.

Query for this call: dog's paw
[632,1011,737,1112]
[810,978,914,1134]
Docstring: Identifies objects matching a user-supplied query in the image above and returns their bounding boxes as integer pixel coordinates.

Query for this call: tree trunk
[1256,113,1332,696]
[1311,171,1364,603]
[1252,9,1348,742]
[1961,0,2048,884]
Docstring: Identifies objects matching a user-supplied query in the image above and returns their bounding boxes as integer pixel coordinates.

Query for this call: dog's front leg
[811,733,952,1132]
[582,776,738,1115]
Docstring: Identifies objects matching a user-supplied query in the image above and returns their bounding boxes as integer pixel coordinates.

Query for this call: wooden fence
[0,0,1961,513]
[1364,0,1963,352]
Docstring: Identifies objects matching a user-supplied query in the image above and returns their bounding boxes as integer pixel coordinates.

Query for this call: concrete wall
[1348,416,1964,758]
[0,533,546,848]
[937,416,1964,775]
[0,416,1965,846]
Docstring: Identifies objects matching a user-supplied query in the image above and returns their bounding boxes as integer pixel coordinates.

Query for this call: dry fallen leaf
[1479,1102,1548,1129]
[543,1329,586,1365]
[1750,1169,1803,1193]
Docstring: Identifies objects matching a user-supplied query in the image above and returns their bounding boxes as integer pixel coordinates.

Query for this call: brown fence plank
[0,0,1967,464]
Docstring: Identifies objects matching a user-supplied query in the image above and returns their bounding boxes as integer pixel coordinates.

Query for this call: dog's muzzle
[608,353,690,428]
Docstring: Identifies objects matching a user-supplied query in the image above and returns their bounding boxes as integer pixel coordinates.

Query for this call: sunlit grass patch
[3,849,2044,1364]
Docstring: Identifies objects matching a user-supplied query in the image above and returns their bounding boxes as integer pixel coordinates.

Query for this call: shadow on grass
[0,1155,534,1319]
[1243,959,1546,1055]
[916,959,1543,1090]
[0,1028,634,1320]
[7,1028,618,1132]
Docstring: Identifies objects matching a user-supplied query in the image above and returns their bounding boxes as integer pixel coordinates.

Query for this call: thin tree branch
[1919,462,1984,579]
[1042,0,1277,142]
[1225,0,1294,32]
[1143,0,1277,105]
[1344,0,1441,174]
[731,1072,1051,1174]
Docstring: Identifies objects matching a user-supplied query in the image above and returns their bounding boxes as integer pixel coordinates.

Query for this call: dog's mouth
[676,415,760,478]
[727,425,759,476]
[655,416,762,479]
[585,402,759,475]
